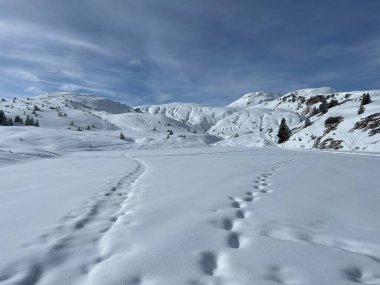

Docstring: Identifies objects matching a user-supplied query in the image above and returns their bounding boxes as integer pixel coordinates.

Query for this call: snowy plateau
[0,88,380,285]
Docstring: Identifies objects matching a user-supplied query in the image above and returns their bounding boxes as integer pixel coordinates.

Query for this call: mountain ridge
[1,87,379,152]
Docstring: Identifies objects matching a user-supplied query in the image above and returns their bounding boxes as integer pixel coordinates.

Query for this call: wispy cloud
[0,0,379,105]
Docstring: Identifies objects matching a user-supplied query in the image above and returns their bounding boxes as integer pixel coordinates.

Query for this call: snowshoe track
[0,157,146,285]
[199,156,295,281]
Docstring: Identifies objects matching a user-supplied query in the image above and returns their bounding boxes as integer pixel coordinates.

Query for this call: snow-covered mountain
[1,88,379,152]
[227,91,281,108]
[1,89,380,285]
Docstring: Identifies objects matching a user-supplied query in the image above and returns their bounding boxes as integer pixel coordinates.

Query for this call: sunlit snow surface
[0,91,380,284]
[1,142,380,285]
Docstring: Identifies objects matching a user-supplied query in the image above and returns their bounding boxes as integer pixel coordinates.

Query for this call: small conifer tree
[319,99,328,114]
[0,110,7,125]
[120,132,125,140]
[14,115,23,124]
[361,93,372,105]
[277,118,291,143]
[358,104,365,115]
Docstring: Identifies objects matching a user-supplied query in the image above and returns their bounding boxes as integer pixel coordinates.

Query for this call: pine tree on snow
[361,93,372,105]
[0,110,7,125]
[277,118,291,144]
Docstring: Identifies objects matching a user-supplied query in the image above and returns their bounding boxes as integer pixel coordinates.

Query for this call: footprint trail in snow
[199,157,295,281]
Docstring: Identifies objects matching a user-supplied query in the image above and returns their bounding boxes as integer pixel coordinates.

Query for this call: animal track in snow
[265,264,304,284]
[200,251,218,276]
[202,157,295,278]
[221,218,234,231]
[231,201,241,208]
[343,266,380,284]
[227,232,240,249]
[236,210,245,219]
[0,158,146,285]
[244,197,254,202]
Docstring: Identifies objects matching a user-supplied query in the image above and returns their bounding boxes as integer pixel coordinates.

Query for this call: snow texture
[0,89,380,284]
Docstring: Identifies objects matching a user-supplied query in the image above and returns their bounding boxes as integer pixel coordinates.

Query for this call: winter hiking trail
[200,156,295,283]
[1,146,380,285]
[81,147,303,285]
[0,153,146,285]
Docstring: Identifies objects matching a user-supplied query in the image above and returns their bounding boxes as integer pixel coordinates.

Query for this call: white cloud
[0,20,110,56]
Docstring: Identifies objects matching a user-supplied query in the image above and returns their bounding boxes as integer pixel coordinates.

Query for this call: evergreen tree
[169,130,173,135]
[0,110,7,125]
[277,118,291,143]
[14,115,23,124]
[34,120,39,127]
[361,93,372,105]
[87,125,90,130]
[319,99,328,114]
[6,118,13,126]
[328,99,339,108]
[358,104,365,115]
[24,115,32,126]
[120,132,125,140]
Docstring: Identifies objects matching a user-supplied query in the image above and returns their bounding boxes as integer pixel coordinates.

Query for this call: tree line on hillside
[0,111,39,127]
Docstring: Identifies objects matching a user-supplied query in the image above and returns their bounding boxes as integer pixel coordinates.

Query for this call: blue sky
[0,0,379,106]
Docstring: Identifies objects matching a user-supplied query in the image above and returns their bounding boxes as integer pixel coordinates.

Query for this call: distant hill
[1,88,379,152]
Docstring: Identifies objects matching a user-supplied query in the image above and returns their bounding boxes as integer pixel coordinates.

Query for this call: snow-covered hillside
[247,88,380,151]
[1,90,380,285]
[1,88,380,153]
[227,91,281,108]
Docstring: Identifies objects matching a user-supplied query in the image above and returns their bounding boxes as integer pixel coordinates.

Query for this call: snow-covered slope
[227,91,281,108]
[225,87,380,151]
[1,91,380,285]
[1,146,380,285]
[1,88,380,152]
[37,92,134,114]
[137,103,301,146]
[138,103,236,131]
